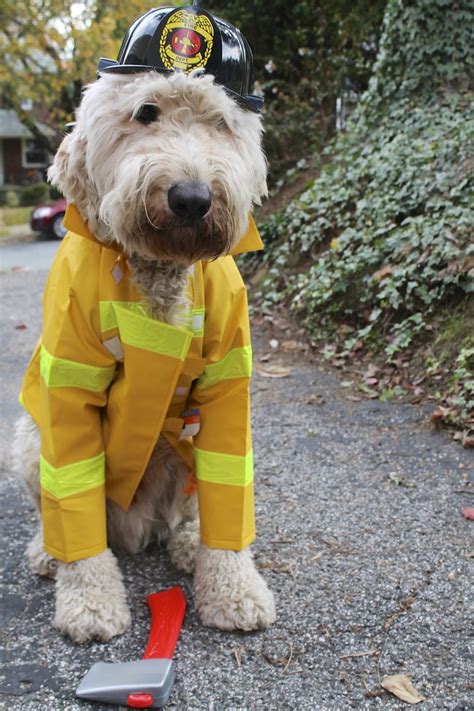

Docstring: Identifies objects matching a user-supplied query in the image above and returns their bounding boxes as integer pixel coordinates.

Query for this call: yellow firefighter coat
[19,204,263,562]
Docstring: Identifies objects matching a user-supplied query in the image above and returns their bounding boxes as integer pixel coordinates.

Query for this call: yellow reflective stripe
[99,301,148,332]
[40,346,115,391]
[40,452,105,499]
[99,301,193,358]
[113,303,192,357]
[194,447,253,487]
[198,346,252,390]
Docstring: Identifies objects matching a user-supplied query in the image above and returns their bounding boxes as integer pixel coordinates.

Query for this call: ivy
[245,0,473,429]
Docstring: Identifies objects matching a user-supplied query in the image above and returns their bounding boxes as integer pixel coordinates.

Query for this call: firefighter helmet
[98,1,263,113]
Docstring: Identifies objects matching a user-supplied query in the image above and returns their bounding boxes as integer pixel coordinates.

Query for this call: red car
[30,198,67,239]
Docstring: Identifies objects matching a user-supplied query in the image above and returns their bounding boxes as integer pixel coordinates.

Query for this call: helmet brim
[97,58,264,113]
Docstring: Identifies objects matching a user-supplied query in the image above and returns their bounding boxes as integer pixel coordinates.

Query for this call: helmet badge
[159,8,215,72]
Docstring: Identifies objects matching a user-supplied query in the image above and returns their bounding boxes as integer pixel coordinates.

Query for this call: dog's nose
[168,181,212,220]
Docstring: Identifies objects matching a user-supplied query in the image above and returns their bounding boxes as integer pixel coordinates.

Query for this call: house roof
[0,109,55,139]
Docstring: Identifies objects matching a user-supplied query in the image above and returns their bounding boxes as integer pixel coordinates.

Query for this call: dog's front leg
[194,545,276,631]
[55,549,131,644]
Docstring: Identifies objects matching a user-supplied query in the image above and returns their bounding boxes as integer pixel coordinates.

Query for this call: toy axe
[76,586,186,708]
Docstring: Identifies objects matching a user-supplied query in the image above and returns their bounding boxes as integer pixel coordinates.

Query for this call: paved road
[0,246,472,710]
[0,237,60,271]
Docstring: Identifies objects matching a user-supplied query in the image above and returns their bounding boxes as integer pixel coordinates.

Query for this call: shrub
[4,190,20,208]
[21,181,50,206]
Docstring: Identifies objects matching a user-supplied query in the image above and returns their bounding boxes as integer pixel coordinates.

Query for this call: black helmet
[98,0,263,113]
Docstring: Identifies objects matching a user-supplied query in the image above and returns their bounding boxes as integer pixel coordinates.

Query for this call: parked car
[30,198,67,239]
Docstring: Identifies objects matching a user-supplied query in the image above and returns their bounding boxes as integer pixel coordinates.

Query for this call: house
[0,109,56,187]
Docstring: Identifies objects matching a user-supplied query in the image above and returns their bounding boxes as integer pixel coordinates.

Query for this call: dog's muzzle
[168,181,212,221]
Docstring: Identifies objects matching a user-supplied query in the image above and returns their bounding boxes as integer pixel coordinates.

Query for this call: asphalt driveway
[0,256,472,710]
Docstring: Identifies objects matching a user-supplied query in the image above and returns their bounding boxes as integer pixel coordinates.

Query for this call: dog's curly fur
[13,70,275,643]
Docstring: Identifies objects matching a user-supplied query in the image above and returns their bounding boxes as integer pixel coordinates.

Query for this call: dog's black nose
[168,181,212,220]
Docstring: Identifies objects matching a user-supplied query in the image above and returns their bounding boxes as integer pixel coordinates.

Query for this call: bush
[49,185,63,200]
[4,190,20,208]
[21,181,50,206]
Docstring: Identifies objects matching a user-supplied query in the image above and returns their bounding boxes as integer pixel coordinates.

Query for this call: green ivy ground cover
[247,0,473,433]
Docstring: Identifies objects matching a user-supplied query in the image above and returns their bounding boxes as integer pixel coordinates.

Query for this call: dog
[13,7,276,644]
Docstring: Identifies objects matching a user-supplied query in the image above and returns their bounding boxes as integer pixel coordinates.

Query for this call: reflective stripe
[194,447,253,487]
[40,452,105,499]
[191,307,205,336]
[111,263,123,284]
[198,346,252,390]
[99,301,148,332]
[100,301,193,358]
[40,346,115,391]
[103,336,124,360]
[114,303,192,357]
[175,386,189,397]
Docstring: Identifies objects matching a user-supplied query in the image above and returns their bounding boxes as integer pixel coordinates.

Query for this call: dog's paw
[194,545,276,631]
[26,529,58,579]
[167,518,200,574]
[54,549,131,644]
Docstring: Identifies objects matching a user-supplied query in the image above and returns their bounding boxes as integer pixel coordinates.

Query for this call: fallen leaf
[255,364,291,379]
[14,323,27,330]
[462,431,474,448]
[372,265,393,282]
[249,266,268,285]
[259,353,271,362]
[462,507,474,520]
[388,473,416,488]
[269,339,279,349]
[460,255,474,272]
[430,407,452,428]
[269,317,291,330]
[306,394,325,405]
[281,339,308,352]
[364,364,380,378]
[381,674,425,704]
[357,384,379,398]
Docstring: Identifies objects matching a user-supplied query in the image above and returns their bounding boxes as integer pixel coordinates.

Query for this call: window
[22,139,49,167]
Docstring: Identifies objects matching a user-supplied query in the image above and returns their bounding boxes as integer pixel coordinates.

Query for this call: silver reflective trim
[175,386,189,397]
[103,336,124,360]
[111,264,123,284]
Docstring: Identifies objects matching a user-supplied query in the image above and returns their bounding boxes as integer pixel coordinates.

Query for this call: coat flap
[63,205,264,256]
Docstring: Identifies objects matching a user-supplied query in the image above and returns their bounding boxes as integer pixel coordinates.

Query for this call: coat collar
[63,204,264,257]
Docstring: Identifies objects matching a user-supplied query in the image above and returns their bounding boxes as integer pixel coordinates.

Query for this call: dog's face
[49,72,267,264]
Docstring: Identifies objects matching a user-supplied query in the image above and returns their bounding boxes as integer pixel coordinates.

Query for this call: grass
[1,206,33,227]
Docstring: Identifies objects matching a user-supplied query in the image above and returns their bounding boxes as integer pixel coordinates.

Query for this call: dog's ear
[48,130,89,208]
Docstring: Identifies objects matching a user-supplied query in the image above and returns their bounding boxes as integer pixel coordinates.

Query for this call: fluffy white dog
[13,65,276,643]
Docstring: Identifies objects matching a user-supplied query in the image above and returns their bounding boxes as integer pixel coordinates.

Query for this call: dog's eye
[135,104,160,125]
[215,117,230,132]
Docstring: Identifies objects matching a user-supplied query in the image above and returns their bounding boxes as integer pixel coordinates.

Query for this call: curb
[0,225,43,246]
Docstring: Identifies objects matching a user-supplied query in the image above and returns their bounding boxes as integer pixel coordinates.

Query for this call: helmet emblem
[159,9,214,72]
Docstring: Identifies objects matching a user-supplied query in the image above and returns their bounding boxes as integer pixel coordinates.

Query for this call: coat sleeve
[29,236,116,562]
[189,257,255,550]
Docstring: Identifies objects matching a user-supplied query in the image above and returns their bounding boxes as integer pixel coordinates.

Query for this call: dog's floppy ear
[48,130,89,208]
